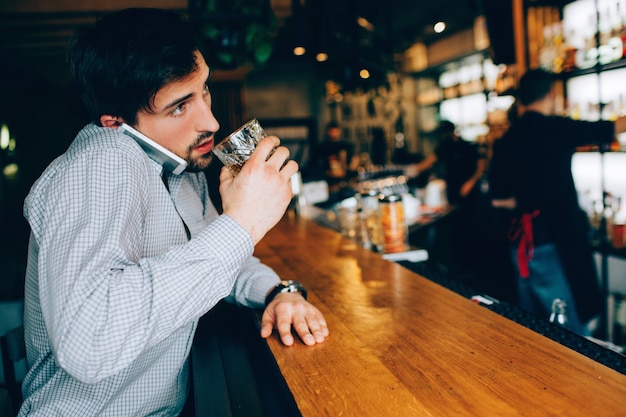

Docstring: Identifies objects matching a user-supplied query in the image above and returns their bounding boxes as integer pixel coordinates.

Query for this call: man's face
[134,52,220,172]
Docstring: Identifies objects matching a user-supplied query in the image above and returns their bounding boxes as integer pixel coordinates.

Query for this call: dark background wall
[0,62,87,300]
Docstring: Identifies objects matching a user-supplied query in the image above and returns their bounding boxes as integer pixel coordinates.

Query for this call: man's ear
[100,115,123,128]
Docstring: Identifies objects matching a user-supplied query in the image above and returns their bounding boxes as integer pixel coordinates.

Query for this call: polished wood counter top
[251,215,626,417]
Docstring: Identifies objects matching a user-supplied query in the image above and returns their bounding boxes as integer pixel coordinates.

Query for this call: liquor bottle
[578,14,598,69]
[613,1,623,38]
[612,202,626,249]
[563,28,577,72]
[617,2,626,58]
[599,7,612,48]
[552,22,565,73]
[618,94,626,117]
[602,99,617,121]
[356,189,383,252]
[549,298,569,328]
[570,102,581,120]
[379,194,407,254]
[540,24,555,72]
[605,192,616,243]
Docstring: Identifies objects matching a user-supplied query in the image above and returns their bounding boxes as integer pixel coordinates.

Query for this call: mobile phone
[119,123,187,175]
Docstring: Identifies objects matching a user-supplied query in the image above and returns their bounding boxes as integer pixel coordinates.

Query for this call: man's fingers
[289,311,318,346]
[254,136,280,160]
[259,311,272,336]
[261,294,329,346]
[275,312,297,346]
[306,316,329,343]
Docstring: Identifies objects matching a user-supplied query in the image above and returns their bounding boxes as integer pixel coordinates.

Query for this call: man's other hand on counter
[261,293,329,346]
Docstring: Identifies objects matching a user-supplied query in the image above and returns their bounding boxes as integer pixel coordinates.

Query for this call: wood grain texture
[255,215,626,417]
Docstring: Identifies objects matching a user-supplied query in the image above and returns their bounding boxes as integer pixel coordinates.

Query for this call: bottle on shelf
[611,1,624,46]
[618,94,626,117]
[563,27,578,72]
[599,7,612,50]
[552,22,566,73]
[612,203,626,249]
[570,102,581,120]
[605,191,617,244]
[601,98,618,121]
[379,193,407,254]
[540,24,556,72]
[576,13,599,69]
[356,189,384,252]
[621,0,626,58]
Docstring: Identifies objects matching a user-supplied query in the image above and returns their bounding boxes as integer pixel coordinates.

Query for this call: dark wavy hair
[437,120,455,135]
[67,8,203,125]
[517,68,555,106]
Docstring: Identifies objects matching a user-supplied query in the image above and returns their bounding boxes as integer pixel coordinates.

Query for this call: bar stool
[1,325,26,416]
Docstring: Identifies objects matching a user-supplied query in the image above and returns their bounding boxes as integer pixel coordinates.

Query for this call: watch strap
[265,280,308,307]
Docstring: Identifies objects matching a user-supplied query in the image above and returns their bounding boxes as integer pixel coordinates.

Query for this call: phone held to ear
[119,123,187,175]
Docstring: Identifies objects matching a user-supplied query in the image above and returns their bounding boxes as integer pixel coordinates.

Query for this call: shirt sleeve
[548,116,614,149]
[226,256,281,308]
[30,147,254,383]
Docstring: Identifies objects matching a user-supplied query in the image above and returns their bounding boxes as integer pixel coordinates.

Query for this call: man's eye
[172,103,185,116]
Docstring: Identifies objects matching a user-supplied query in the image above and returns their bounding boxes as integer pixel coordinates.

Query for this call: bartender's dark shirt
[311,140,354,175]
[434,137,483,205]
[489,111,614,320]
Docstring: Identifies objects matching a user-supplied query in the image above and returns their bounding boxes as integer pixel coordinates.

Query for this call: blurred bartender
[412,121,486,206]
[311,121,354,187]
[411,121,486,273]
[490,68,626,336]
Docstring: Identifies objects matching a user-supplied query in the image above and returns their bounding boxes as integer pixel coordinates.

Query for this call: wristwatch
[265,280,308,307]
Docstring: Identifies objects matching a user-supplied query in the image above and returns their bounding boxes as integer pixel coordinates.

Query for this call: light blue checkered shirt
[19,124,280,416]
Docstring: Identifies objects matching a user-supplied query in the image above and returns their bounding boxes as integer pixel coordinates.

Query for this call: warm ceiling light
[359,69,370,79]
[3,162,18,178]
[293,46,306,56]
[357,17,375,32]
[0,124,9,150]
[316,52,328,62]
[434,21,446,33]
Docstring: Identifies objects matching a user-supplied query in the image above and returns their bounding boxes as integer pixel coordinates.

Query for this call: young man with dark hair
[19,8,328,416]
[490,68,626,335]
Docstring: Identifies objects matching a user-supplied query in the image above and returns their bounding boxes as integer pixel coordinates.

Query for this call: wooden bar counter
[193,215,626,416]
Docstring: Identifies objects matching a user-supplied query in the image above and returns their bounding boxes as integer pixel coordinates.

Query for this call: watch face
[282,282,301,293]
[280,281,307,296]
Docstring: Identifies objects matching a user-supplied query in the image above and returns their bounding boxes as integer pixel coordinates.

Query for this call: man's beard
[185,152,213,172]
[184,132,214,172]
